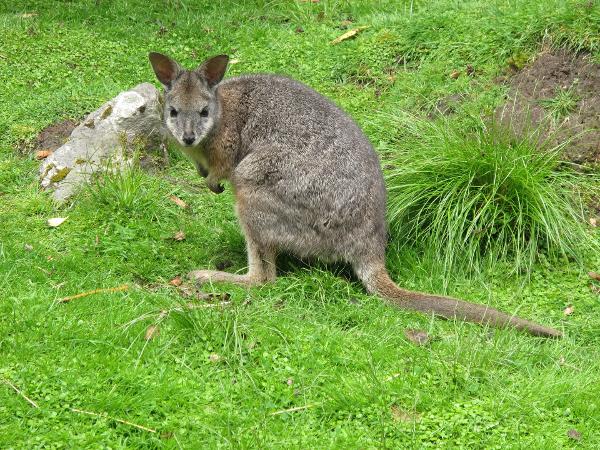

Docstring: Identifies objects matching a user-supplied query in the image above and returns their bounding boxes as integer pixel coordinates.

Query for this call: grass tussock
[86,163,165,219]
[385,115,595,275]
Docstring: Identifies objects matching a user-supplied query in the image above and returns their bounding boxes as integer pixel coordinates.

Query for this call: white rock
[39,83,165,202]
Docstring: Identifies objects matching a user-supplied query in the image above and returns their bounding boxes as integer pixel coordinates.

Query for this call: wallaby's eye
[170,108,178,118]
[200,107,209,117]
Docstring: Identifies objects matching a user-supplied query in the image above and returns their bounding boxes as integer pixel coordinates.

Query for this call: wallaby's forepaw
[207,182,224,194]
[205,174,224,194]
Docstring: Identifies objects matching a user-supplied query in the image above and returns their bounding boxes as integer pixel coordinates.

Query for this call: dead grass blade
[2,378,39,408]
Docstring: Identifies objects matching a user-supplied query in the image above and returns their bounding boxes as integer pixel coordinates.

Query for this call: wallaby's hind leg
[188,233,276,287]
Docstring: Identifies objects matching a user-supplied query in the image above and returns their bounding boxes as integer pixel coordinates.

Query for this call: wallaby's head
[149,52,229,148]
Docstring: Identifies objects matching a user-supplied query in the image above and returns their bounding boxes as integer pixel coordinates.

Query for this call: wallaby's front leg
[193,160,224,194]
[188,234,276,286]
[193,160,209,178]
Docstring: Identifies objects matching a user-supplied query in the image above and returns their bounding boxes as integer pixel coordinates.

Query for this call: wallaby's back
[219,74,388,263]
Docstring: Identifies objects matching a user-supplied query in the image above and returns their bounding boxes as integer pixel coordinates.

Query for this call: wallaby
[149,52,562,338]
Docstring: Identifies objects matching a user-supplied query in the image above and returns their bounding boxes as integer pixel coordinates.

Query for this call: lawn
[1,0,600,448]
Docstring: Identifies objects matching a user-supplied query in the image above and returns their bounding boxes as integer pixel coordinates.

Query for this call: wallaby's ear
[149,52,181,88]
[196,55,229,88]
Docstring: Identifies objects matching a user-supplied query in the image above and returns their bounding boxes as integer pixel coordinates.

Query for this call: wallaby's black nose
[183,135,195,146]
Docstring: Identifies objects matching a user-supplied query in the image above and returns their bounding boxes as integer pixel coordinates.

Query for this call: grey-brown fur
[149,52,561,338]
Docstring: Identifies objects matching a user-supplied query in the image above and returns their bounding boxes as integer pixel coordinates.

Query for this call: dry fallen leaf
[169,276,183,287]
[24,244,33,252]
[340,19,354,27]
[466,64,475,75]
[450,70,461,79]
[173,231,186,241]
[20,12,38,18]
[47,217,67,227]
[591,284,600,295]
[588,272,600,282]
[169,195,188,209]
[330,26,368,45]
[144,324,160,340]
[35,149,52,160]
[391,405,422,422]
[590,217,597,227]
[563,305,574,316]
[567,429,582,441]
[209,353,221,362]
[404,329,430,346]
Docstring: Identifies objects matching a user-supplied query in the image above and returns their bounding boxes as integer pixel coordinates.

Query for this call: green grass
[1,0,600,448]
[385,115,596,280]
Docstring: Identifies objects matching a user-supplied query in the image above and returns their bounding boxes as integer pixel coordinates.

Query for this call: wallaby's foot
[188,234,276,288]
[188,269,262,287]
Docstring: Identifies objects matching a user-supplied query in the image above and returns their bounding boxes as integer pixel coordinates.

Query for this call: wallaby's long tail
[359,264,561,338]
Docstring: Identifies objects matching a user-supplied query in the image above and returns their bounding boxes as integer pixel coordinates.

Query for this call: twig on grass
[58,285,129,303]
[70,407,156,433]
[2,378,39,408]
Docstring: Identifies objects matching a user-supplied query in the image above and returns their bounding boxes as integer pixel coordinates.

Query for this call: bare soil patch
[496,49,600,164]
[35,119,78,152]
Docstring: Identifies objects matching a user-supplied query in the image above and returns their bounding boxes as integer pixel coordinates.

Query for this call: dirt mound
[496,49,600,164]
[36,120,78,152]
